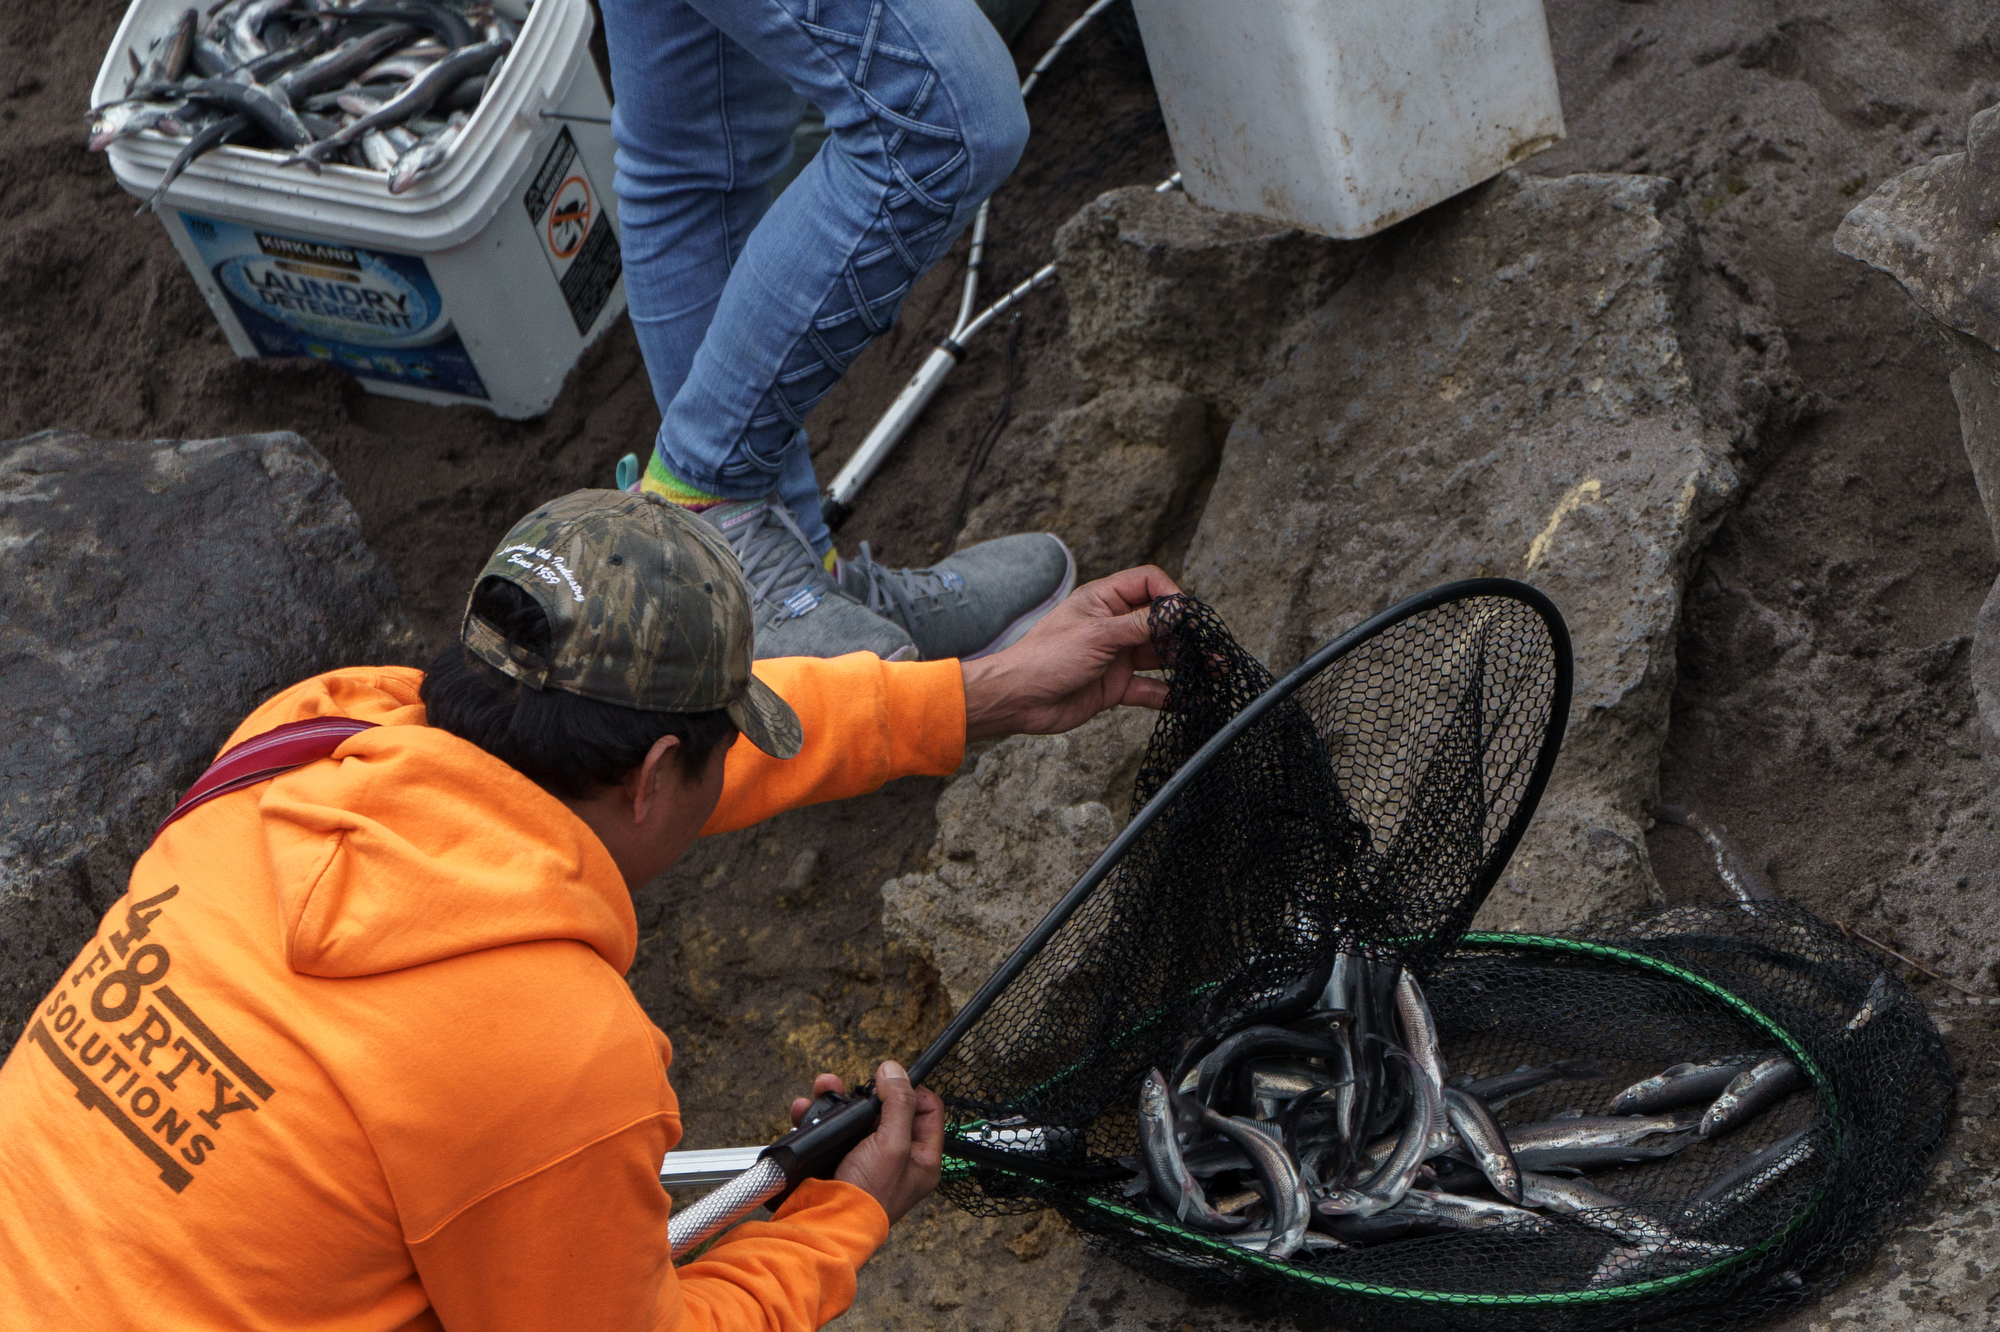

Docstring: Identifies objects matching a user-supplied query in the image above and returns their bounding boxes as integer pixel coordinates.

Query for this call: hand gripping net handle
[665,580,1570,1244]
[668,1158,788,1258]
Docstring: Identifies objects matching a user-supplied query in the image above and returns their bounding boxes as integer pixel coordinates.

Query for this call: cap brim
[727,672,803,759]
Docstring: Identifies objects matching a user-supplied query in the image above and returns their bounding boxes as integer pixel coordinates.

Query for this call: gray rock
[956,382,1218,582]
[1837,112,2000,749]
[1054,187,1369,419]
[1834,104,2000,359]
[1056,1251,1301,1332]
[0,430,419,1043]
[1179,172,1796,934]
[882,709,1152,1013]
[1769,1152,1999,1331]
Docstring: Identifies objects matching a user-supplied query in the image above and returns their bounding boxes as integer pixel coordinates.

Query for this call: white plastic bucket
[1129,0,1564,239]
[92,0,624,419]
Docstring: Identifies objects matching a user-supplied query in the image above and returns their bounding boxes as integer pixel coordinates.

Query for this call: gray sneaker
[701,497,918,662]
[837,534,1076,661]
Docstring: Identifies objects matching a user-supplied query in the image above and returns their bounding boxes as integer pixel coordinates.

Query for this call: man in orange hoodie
[0,489,1176,1330]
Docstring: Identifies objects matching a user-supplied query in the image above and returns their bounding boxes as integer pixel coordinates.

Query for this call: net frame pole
[911,577,1573,1085]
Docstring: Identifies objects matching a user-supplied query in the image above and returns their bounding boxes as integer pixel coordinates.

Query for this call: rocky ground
[4,0,1998,1328]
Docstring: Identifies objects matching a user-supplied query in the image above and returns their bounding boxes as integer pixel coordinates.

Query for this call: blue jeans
[601,0,1029,553]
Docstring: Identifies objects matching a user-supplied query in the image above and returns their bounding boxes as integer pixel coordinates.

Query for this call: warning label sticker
[526,128,621,336]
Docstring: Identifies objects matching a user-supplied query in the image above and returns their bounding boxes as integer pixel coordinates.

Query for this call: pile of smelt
[89,0,521,208]
[1128,953,1820,1283]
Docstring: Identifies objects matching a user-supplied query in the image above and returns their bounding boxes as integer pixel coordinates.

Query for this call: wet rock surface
[1181,170,1793,934]
[0,430,418,1043]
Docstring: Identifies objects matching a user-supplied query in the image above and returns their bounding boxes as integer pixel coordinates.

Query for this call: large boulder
[0,430,419,1043]
[1837,106,2000,752]
[956,189,1370,581]
[1179,171,1799,934]
[955,382,1217,581]
[882,709,1152,1012]
[1054,186,1368,419]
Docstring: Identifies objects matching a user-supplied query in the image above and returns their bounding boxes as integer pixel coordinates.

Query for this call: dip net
[924,583,1954,1331]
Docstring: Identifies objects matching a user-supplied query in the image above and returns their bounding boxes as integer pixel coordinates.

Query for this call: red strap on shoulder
[153,717,379,843]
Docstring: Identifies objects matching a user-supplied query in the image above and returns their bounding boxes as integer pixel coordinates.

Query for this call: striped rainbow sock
[639,452,727,511]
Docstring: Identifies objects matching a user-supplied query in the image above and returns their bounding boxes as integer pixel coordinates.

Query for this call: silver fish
[387,115,463,193]
[139,111,250,214]
[1193,1025,1341,1111]
[1699,1057,1806,1139]
[285,37,509,170]
[1315,1211,1415,1245]
[1651,802,1776,904]
[1686,1129,1816,1222]
[1226,1228,1346,1255]
[359,54,441,84]
[89,99,192,152]
[1588,1238,1739,1289]
[1249,1059,1334,1102]
[190,34,236,77]
[1321,951,1360,1012]
[1389,1188,1555,1234]
[1353,1054,1439,1215]
[1843,975,1891,1037]
[130,8,199,97]
[1503,1112,1699,1172]
[1517,1171,1627,1213]
[1609,1057,1761,1116]
[1201,1109,1312,1258]
[1393,969,1447,1097]
[1394,970,1455,1158]
[1520,1172,1687,1247]
[344,0,480,50]
[359,126,409,171]
[1442,1087,1522,1203]
[274,24,419,101]
[179,76,312,148]
[229,0,293,61]
[1137,1070,1246,1234]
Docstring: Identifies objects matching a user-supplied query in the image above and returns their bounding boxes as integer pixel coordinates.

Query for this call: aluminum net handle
[667,1157,788,1258]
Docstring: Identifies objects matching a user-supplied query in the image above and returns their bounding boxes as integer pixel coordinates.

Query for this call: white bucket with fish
[1128,0,1564,239]
[90,0,621,419]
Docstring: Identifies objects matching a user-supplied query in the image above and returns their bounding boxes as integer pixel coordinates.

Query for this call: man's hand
[960,566,1181,743]
[789,1062,942,1225]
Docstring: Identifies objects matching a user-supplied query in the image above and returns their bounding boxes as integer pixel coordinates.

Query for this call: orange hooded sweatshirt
[0,654,967,1331]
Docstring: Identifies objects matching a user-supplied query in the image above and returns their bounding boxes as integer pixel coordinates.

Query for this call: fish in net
[926,586,1953,1332]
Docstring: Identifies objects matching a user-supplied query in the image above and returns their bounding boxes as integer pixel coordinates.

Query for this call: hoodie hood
[228,668,637,979]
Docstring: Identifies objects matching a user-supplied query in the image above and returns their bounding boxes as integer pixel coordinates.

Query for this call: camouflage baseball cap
[461,489,802,759]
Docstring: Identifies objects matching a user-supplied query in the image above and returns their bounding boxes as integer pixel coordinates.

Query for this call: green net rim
[944,931,1841,1307]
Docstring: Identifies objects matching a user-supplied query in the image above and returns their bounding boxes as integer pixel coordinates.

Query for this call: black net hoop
[922,585,1953,1331]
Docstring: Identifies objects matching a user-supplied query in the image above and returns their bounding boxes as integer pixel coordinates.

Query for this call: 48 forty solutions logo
[29,886,273,1194]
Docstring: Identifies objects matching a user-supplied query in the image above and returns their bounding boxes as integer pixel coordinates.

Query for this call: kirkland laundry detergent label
[524,127,621,336]
[180,212,489,400]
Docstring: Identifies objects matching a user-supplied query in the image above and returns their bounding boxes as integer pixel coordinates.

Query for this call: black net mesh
[926,588,1954,1331]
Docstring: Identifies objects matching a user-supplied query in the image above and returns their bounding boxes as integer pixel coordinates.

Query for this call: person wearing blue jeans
[601,0,1077,662]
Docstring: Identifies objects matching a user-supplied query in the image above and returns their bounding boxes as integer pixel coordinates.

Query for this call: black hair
[420,577,739,800]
